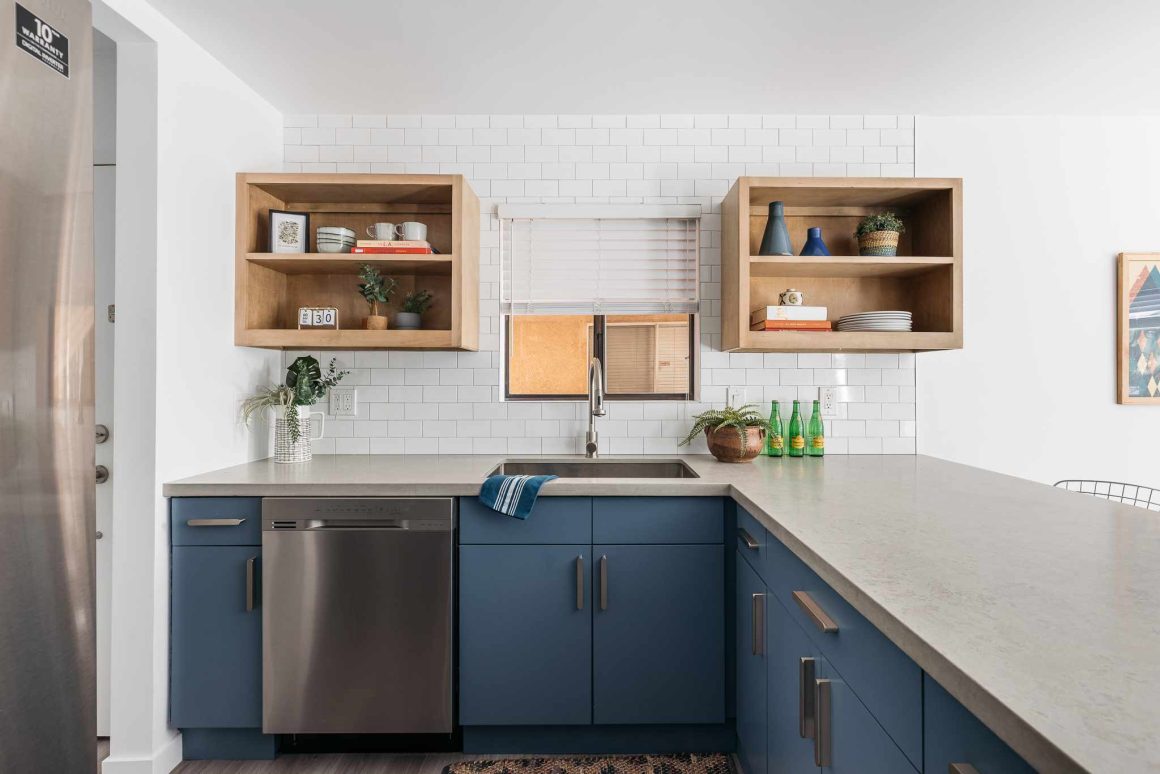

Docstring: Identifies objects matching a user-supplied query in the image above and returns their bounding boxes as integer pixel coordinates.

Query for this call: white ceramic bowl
[316,241,351,253]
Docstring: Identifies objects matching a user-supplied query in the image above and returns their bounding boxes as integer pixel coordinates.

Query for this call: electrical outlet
[727,387,747,407]
[820,387,838,417]
[330,388,357,416]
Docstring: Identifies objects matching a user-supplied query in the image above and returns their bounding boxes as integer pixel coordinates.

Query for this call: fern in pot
[358,264,398,330]
[394,289,433,330]
[855,211,905,257]
[678,403,767,463]
[241,356,348,463]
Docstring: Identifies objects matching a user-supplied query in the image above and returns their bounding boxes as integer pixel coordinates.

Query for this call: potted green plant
[678,403,767,463]
[357,264,398,330]
[394,289,433,330]
[241,356,348,463]
[855,211,905,256]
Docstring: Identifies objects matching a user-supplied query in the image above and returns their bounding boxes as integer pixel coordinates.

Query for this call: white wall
[281,113,918,455]
[916,116,1160,488]
[93,1,282,771]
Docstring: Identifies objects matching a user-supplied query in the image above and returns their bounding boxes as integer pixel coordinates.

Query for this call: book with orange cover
[351,247,434,254]
[355,240,431,248]
[751,320,833,331]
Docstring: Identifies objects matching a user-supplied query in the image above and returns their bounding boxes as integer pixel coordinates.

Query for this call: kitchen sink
[491,459,699,479]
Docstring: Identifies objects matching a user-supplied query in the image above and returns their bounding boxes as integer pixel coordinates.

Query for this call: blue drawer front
[592,497,724,544]
[171,498,262,546]
[924,674,1034,774]
[735,506,768,581]
[765,535,922,768]
[460,496,591,544]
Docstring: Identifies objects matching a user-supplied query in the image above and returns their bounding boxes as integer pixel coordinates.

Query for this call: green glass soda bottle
[807,399,825,457]
[765,400,784,457]
[787,400,805,457]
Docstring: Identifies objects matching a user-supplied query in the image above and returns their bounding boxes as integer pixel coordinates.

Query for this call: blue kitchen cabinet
[459,544,593,725]
[820,672,918,774]
[592,543,725,724]
[736,554,767,774]
[924,674,1034,774]
[767,590,822,774]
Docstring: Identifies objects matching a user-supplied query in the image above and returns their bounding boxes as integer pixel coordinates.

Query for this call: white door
[94,165,114,737]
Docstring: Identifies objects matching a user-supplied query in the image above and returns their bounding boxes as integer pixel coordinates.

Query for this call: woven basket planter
[705,426,765,463]
[857,230,901,257]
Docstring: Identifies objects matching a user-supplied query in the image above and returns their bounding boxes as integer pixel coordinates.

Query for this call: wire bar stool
[1054,480,1160,511]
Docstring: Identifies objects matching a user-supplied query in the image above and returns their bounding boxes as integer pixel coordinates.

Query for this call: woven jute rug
[444,754,733,774]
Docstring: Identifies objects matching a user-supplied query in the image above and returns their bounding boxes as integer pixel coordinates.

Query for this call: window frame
[503,314,698,402]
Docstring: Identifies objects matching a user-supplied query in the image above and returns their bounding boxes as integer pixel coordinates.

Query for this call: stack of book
[351,240,434,255]
[750,305,832,331]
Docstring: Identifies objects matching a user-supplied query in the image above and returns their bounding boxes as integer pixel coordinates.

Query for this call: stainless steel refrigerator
[1,0,95,771]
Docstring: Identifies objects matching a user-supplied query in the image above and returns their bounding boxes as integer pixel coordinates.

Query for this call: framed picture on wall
[1118,252,1160,404]
[269,209,310,253]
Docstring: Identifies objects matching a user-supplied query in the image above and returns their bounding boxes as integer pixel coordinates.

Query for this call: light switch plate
[820,387,838,417]
[329,388,357,416]
[727,387,747,407]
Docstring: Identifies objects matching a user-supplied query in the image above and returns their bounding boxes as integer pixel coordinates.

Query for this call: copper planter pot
[705,426,765,463]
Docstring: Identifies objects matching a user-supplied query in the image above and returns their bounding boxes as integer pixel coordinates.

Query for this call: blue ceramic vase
[758,201,793,256]
[799,227,830,256]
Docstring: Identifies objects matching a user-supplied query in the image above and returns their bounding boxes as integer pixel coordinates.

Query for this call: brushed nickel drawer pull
[599,555,608,611]
[576,555,584,610]
[793,590,839,633]
[949,766,982,774]
[187,518,246,527]
[814,678,832,766]
[738,528,760,550]
[799,657,816,739]
[752,593,765,655]
[245,557,256,612]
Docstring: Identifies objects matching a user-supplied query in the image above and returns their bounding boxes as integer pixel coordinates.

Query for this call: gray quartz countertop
[164,454,1160,773]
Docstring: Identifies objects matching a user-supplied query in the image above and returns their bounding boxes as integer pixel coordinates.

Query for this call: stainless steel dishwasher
[261,497,453,734]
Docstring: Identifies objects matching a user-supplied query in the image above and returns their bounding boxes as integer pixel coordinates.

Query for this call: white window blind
[498,204,700,315]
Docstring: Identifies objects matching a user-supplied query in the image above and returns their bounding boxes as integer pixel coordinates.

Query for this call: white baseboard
[101,732,182,774]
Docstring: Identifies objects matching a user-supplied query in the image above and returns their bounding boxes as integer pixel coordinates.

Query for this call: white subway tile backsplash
[283,113,916,454]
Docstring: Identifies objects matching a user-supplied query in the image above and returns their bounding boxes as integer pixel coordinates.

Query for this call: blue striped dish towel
[479,474,558,519]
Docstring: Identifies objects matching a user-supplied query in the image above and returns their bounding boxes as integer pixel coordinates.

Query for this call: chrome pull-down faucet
[585,357,606,457]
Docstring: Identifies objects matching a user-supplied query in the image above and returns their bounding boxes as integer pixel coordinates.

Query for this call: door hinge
[107,304,115,323]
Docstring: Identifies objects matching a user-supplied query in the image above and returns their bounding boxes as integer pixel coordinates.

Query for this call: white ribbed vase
[272,405,325,464]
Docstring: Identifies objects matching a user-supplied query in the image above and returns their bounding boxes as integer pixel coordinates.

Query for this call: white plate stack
[836,311,913,332]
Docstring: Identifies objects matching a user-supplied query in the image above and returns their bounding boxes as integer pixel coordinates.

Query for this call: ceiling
[143,0,1160,115]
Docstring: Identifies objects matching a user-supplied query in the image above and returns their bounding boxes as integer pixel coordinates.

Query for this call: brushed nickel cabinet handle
[576,555,584,610]
[814,678,832,766]
[799,657,816,739]
[738,528,760,550]
[187,518,246,527]
[245,557,256,612]
[752,593,765,655]
[793,590,839,633]
[949,765,982,774]
[599,555,608,611]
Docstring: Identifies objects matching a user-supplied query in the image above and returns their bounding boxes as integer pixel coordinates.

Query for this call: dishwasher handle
[305,519,411,530]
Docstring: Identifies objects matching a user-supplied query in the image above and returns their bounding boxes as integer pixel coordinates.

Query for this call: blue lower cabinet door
[815,667,917,774]
[592,544,725,724]
[924,674,1034,774]
[170,547,262,727]
[736,555,768,774]
[767,595,820,774]
[459,544,592,725]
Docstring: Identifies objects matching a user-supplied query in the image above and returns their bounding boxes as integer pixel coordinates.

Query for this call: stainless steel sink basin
[491,459,699,479]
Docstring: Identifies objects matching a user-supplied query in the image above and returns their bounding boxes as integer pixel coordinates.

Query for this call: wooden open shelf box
[723,178,963,352]
[235,173,479,350]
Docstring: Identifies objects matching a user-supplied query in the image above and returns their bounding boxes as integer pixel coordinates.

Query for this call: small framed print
[269,209,309,253]
[297,307,339,330]
[1118,252,1160,403]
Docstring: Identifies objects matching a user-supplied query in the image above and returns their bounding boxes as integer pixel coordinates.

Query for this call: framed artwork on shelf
[269,209,309,253]
[1118,252,1160,404]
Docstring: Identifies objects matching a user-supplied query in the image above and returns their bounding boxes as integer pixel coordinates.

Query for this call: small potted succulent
[394,289,433,330]
[358,264,398,330]
[678,403,767,463]
[241,356,348,463]
[855,211,905,257]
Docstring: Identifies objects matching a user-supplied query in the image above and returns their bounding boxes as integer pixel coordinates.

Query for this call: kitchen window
[499,205,700,401]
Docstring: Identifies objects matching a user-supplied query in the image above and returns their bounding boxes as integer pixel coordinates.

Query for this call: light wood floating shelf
[235,173,479,351]
[723,177,963,353]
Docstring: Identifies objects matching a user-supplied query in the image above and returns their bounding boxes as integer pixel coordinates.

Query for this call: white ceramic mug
[366,222,396,240]
[778,288,805,306]
[395,221,427,241]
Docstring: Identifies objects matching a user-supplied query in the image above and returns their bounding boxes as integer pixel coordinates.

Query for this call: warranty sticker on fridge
[15,3,69,78]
